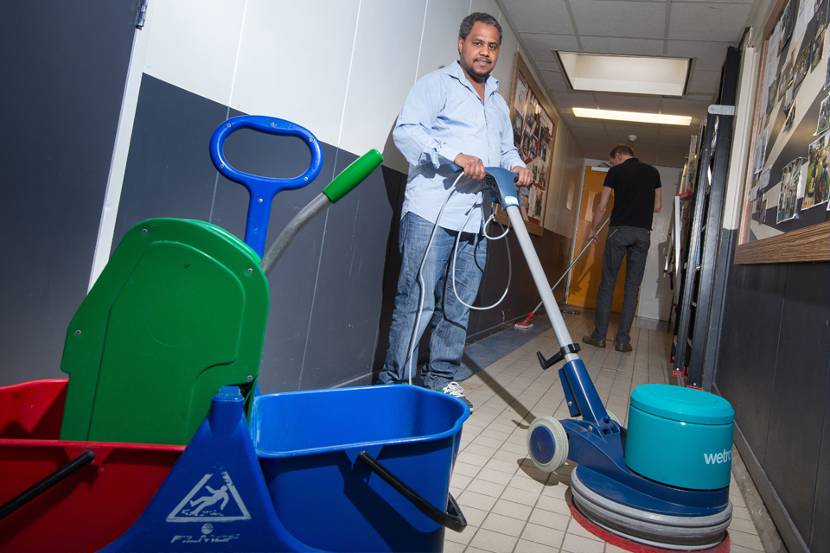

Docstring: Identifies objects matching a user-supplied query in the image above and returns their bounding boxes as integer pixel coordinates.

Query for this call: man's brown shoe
[582,335,606,348]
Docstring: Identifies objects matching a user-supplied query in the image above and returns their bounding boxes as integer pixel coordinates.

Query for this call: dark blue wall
[716,240,830,553]
[0,1,137,384]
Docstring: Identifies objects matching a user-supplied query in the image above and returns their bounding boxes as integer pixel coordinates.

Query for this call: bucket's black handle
[0,450,95,520]
[358,451,467,532]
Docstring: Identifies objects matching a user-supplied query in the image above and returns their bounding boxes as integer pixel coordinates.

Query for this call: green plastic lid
[630,384,734,425]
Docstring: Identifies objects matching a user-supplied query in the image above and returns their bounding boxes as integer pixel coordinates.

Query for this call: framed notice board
[737,0,830,263]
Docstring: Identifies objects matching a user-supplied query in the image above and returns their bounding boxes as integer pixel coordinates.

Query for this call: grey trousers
[592,226,651,344]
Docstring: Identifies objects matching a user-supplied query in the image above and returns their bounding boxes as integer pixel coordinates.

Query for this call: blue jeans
[378,212,487,389]
[592,226,651,345]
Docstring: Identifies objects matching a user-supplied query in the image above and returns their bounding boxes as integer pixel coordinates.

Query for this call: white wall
[89,0,587,285]
[124,0,583,226]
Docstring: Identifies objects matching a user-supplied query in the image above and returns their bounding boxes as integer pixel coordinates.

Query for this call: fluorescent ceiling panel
[573,108,692,126]
[557,51,690,97]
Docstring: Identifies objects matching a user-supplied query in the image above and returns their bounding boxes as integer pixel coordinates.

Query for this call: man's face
[458,22,501,82]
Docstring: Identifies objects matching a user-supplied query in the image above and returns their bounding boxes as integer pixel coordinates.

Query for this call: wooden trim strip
[734,221,830,264]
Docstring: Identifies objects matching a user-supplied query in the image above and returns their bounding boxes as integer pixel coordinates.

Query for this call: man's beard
[461,58,491,83]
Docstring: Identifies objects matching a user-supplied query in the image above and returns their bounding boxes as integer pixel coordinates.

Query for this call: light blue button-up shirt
[393,61,525,233]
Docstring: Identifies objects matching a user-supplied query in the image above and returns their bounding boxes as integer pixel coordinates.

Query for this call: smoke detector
[628,134,638,142]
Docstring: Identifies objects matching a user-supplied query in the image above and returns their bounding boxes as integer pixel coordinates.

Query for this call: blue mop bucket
[250,385,469,552]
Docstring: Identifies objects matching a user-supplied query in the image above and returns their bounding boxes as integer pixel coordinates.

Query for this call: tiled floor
[444,312,766,553]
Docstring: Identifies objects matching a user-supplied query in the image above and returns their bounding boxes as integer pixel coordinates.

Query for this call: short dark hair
[609,144,635,158]
[459,12,503,44]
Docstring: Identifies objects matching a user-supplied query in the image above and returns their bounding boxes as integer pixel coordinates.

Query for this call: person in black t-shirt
[582,145,662,352]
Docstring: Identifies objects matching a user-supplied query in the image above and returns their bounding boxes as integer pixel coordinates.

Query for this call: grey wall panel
[212,109,339,392]
[764,263,830,542]
[113,75,228,245]
[301,153,398,389]
[0,2,136,384]
[370,169,407,374]
[812,393,830,552]
[717,263,786,462]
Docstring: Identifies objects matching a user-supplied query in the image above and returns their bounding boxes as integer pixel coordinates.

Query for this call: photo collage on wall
[777,158,804,222]
[751,0,830,232]
[510,69,555,228]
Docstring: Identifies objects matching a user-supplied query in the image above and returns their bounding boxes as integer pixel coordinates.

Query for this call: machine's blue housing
[557,359,729,516]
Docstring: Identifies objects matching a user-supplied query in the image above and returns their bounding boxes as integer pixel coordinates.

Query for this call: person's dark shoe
[582,335,606,348]
[441,381,474,413]
[615,341,633,353]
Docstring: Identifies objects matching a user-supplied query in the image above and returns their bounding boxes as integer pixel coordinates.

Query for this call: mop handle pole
[504,205,575,347]
[260,149,383,273]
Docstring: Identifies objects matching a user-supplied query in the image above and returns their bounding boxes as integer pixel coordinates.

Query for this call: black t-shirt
[603,158,661,230]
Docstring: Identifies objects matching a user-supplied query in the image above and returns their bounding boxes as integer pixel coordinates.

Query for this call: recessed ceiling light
[557,52,691,97]
[573,107,692,126]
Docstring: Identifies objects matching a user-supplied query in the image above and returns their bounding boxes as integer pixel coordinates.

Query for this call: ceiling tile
[660,97,710,115]
[579,36,666,56]
[684,93,716,101]
[593,92,665,112]
[666,40,733,71]
[570,1,667,39]
[604,121,661,141]
[551,90,596,108]
[564,117,607,132]
[520,33,580,62]
[540,69,570,92]
[535,60,562,71]
[668,3,752,42]
[658,125,699,140]
[499,0,574,34]
[576,129,612,141]
[686,68,723,94]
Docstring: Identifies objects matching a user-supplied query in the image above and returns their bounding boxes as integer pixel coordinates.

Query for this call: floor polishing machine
[481,167,735,551]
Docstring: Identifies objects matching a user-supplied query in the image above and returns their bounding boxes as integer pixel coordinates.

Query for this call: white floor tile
[561,532,604,553]
[469,528,519,553]
[481,512,526,537]
[520,523,565,548]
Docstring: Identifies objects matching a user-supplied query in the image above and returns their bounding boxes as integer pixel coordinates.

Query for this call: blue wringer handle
[209,115,324,256]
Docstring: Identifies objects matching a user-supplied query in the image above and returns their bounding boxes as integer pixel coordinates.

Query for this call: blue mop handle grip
[209,115,324,256]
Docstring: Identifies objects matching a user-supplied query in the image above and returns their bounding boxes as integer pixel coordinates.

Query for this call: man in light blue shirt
[377,12,532,410]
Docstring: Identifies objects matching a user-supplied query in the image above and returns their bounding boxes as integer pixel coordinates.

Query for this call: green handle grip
[322,148,383,203]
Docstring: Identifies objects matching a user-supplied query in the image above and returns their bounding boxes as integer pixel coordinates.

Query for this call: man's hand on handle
[454,153,486,180]
[453,155,533,186]
[511,166,533,186]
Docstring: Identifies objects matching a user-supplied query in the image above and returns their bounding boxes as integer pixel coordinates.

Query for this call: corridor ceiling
[499,0,757,166]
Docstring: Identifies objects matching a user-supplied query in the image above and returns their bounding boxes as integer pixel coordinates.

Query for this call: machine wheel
[527,416,569,472]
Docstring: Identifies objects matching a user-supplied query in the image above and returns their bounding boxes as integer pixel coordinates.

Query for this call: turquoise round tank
[625,384,735,490]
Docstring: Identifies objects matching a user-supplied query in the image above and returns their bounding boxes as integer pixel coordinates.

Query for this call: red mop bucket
[0,379,183,553]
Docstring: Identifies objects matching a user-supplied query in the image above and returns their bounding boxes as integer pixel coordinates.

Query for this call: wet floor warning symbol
[166,471,252,523]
